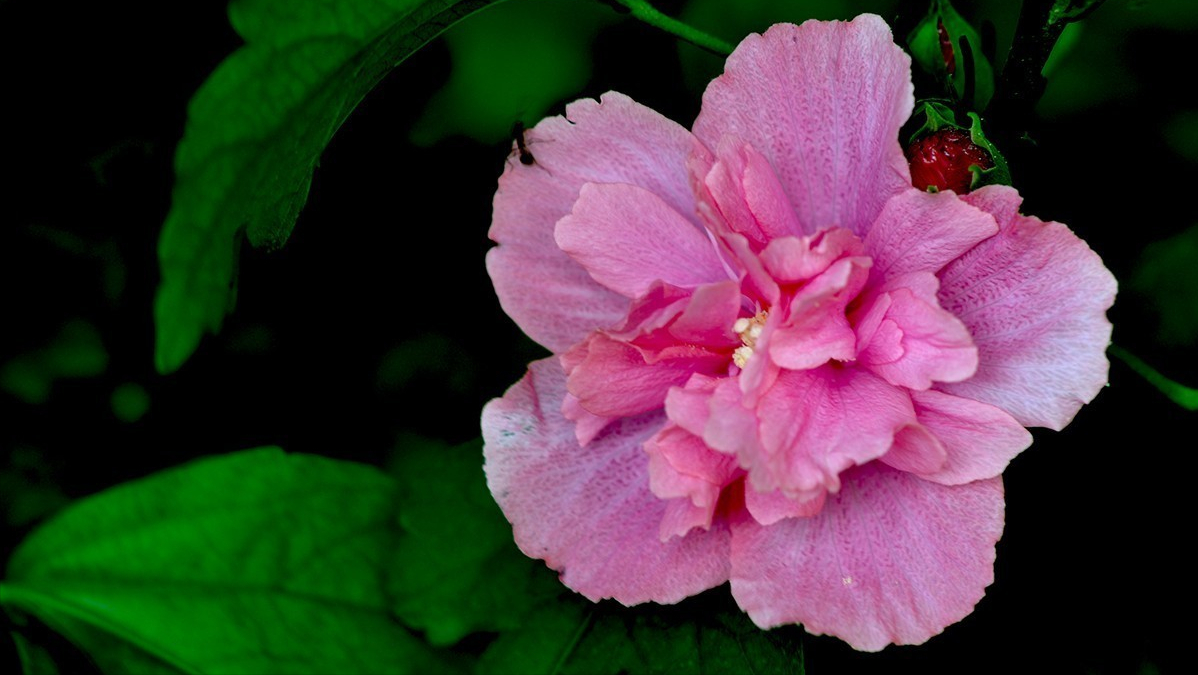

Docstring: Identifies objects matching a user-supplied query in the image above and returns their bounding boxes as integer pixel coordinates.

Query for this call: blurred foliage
[410,0,615,146]
[377,333,476,395]
[154,0,509,376]
[1131,224,1198,347]
[1037,0,1198,118]
[0,447,68,528]
[109,383,150,424]
[1163,110,1198,164]
[1,320,107,405]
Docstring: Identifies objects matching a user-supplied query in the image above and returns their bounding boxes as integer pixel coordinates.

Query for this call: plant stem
[611,0,734,56]
[1109,344,1198,411]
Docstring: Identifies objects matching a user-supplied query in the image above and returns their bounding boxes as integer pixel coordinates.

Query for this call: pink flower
[481,15,1115,651]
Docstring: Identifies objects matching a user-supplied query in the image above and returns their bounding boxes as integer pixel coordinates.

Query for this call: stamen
[731,311,768,368]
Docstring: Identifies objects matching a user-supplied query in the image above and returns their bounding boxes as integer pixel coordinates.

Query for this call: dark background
[1,0,1194,673]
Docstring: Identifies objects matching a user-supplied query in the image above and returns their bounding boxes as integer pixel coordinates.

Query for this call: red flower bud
[905,127,994,194]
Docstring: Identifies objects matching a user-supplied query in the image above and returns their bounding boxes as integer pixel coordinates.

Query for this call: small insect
[512,121,536,166]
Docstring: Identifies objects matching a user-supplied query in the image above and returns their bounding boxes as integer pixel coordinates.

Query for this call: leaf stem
[1109,343,1198,411]
[611,0,734,56]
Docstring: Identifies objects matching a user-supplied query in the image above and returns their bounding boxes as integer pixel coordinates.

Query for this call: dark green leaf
[154,0,507,375]
[1,449,450,674]
[478,586,805,675]
[387,436,551,645]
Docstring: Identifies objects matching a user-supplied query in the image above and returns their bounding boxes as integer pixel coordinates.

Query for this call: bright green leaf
[478,587,806,675]
[410,0,613,146]
[387,436,552,645]
[1,449,451,675]
[154,0,508,375]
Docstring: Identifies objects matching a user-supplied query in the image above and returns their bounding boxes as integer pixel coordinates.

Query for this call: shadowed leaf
[154,0,507,374]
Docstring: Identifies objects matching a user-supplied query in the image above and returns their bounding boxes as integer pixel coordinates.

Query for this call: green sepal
[906,0,994,110]
[965,112,1013,189]
[907,99,960,144]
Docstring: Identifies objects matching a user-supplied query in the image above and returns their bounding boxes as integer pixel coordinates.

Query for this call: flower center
[731,311,768,368]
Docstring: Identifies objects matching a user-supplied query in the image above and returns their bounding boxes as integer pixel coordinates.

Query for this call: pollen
[732,311,768,368]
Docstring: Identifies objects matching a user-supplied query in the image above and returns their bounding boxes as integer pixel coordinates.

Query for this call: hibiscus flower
[481,14,1115,651]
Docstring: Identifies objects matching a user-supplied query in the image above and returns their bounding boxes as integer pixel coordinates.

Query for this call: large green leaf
[0,449,450,674]
[477,587,806,675]
[154,0,507,375]
[387,436,551,645]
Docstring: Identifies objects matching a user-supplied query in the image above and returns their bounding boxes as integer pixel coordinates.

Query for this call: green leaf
[1,449,451,675]
[387,436,551,645]
[154,0,508,375]
[478,587,805,675]
[409,0,613,146]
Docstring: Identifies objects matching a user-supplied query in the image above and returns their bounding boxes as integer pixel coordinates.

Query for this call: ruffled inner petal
[854,275,979,390]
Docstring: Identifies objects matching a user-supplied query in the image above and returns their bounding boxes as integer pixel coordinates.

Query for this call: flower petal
[694,138,803,248]
[566,333,724,418]
[556,183,729,299]
[938,186,1117,429]
[709,368,916,498]
[488,92,702,353]
[864,189,998,280]
[745,486,825,526]
[907,389,1033,485]
[645,424,740,539]
[856,279,979,390]
[693,15,914,236]
[482,358,730,604]
[730,464,1004,651]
